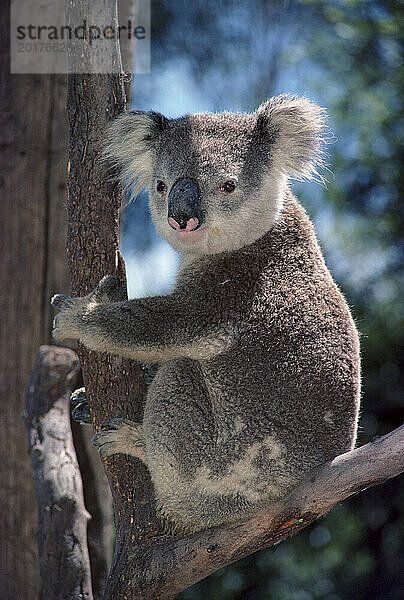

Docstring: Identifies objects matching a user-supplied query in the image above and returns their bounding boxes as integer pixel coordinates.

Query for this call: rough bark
[24,346,93,600]
[0,4,115,597]
[65,2,161,600]
[108,425,404,599]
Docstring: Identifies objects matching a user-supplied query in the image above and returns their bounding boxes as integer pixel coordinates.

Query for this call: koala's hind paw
[70,387,91,424]
[92,418,147,463]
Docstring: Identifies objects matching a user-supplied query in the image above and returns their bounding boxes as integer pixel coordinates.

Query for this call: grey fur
[52,95,360,533]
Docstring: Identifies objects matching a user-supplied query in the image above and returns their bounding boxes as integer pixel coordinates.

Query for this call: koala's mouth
[171,222,207,245]
[168,216,200,232]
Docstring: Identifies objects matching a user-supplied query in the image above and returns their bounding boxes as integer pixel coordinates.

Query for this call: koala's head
[103,94,326,256]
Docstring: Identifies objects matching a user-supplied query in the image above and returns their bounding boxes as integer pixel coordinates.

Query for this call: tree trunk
[64,1,161,599]
[0,8,68,597]
[0,5,114,597]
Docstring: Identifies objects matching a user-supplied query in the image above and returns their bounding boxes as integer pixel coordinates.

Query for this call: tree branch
[24,345,93,600]
[106,425,404,599]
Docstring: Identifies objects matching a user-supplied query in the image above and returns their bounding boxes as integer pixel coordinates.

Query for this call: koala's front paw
[92,418,146,462]
[50,276,125,342]
[51,294,86,342]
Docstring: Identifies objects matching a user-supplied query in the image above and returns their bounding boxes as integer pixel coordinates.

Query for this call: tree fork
[107,425,404,598]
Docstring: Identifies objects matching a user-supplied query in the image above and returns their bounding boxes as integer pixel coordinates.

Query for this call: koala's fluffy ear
[102,110,168,198]
[256,95,327,180]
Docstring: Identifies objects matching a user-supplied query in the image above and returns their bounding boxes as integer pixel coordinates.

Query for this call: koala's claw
[100,417,133,430]
[94,275,126,303]
[96,275,121,292]
[70,388,91,423]
[92,437,118,457]
[51,294,70,309]
[70,388,91,424]
[70,387,87,405]
[91,430,118,456]
[72,402,91,423]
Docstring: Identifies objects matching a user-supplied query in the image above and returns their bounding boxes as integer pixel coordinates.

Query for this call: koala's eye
[220,180,236,193]
[156,180,167,193]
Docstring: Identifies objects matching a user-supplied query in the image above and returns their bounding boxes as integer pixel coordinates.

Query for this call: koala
[52,94,360,534]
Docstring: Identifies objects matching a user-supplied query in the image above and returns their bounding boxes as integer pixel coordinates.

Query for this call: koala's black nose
[167,179,205,231]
